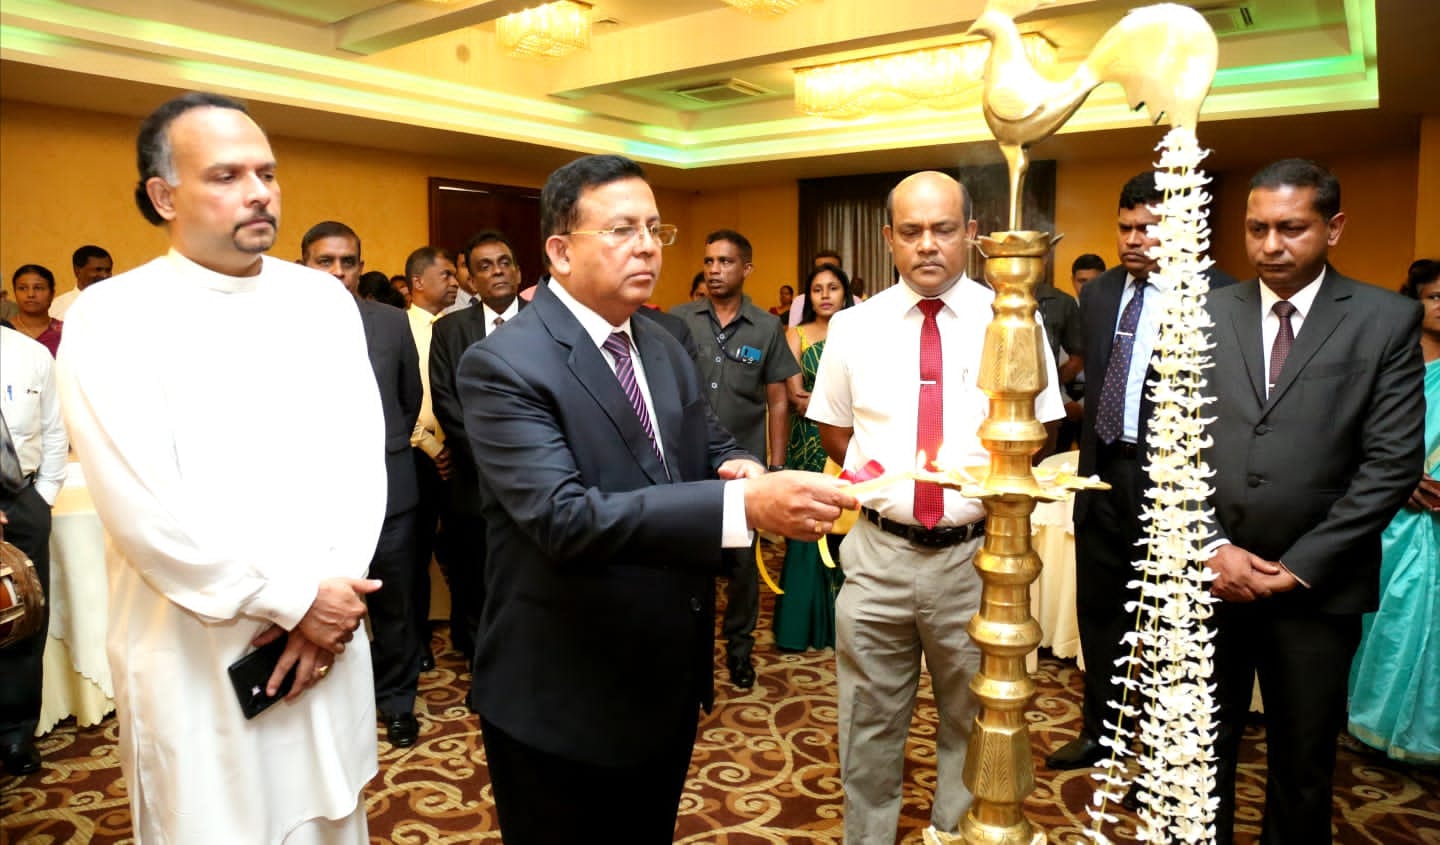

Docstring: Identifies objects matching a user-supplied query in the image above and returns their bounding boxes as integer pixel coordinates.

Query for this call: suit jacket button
[1247,474,1263,487]
[690,597,702,612]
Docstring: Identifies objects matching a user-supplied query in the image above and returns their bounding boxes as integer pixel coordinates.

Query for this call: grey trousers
[835,520,983,844]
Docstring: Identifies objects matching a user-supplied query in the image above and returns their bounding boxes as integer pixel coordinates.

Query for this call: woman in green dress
[1347,258,1440,762]
[773,264,856,651]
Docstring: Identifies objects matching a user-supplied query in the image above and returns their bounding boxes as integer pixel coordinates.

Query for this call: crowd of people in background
[1,88,1436,845]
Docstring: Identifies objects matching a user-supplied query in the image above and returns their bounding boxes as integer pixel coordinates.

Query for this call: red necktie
[1267,300,1296,397]
[914,299,944,529]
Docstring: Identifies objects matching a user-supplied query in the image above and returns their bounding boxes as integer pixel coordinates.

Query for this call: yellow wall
[658,182,800,312]
[1416,115,1440,259]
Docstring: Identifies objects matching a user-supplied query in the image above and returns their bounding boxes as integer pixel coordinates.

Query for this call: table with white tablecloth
[36,462,114,735]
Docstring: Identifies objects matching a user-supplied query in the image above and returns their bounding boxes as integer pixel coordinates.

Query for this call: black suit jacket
[1074,265,1235,522]
[359,299,422,516]
[1203,269,1424,613]
[430,298,526,515]
[456,283,752,766]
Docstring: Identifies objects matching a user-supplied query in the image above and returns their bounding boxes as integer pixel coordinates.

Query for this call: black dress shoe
[1045,735,1105,770]
[1121,780,1142,811]
[728,660,756,690]
[383,713,420,748]
[0,740,41,775]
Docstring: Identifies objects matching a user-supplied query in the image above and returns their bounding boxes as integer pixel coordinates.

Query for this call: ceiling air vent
[672,78,772,105]
[1199,5,1254,35]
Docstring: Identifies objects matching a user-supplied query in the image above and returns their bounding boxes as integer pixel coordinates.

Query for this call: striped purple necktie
[603,331,663,462]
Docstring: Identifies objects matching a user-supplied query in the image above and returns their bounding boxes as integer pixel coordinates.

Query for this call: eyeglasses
[566,223,678,247]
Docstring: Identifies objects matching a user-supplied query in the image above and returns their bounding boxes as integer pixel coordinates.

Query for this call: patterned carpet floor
[5,579,1439,844]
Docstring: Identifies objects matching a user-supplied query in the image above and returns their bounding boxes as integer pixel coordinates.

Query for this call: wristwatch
[767,464,786,473]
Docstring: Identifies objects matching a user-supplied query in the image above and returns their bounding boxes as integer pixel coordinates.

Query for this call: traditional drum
[0,539,45,649]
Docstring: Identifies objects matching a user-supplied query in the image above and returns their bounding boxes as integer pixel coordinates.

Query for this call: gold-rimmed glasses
[566,223,678,247]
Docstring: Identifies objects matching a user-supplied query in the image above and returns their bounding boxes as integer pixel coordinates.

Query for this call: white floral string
[1084,125,1220,844]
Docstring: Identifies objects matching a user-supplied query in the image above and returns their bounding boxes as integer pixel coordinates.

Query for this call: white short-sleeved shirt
[808,276,1064,527]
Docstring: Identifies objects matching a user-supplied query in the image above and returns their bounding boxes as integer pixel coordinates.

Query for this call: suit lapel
[1262,271,1351,411]
[1226,282,1267,405]
[535,290,669,485]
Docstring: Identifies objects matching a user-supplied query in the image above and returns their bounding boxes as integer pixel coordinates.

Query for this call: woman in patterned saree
[773,263,856,651]
[1347,258,1440,763]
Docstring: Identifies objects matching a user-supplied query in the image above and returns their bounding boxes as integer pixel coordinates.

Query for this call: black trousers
[366,507,423,715]
[1073,451,1144,742]
[435,501,485,664]
[0,483,51,745]
[720,540,758,665]
[411,449,443,654]
[1211,601,1360,844]
[480,711,699,845]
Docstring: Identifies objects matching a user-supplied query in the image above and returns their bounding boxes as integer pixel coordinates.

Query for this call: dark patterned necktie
[914,299,944,529]
[602,332,663,462]
[0,411,26,495]
[1094,280,1148,444]
[493,316,504,330]
[1267,300,1297,397]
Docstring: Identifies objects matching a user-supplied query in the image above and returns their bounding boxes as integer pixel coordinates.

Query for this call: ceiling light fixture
[722,0,811,17]
[497,1,591,58]
[794,34,1056,118]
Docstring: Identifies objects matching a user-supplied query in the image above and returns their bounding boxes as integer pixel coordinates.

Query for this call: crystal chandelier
[497,1,591,58]
[722,0,810,16]
[794,34,1056,118]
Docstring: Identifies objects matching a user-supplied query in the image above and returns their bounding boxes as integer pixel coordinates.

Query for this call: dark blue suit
[356,298,424,715]
[456,283,750,842]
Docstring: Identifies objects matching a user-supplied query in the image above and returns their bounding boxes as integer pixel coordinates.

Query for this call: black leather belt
[860,507,984,549]
[1099,440,1140,460]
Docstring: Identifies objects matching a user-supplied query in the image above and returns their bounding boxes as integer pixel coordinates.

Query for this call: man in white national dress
[56,91,387,845]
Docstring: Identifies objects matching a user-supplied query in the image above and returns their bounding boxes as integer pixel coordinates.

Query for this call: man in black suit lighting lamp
[455,154,856,843]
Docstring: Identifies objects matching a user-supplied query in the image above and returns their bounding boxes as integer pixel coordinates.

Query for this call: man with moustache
[301,221,426,748]
[429,230,524,664]
[671,229,798,689]
[49,245,114,320]
[1204,159,1424,842]
[456,154,854,842]
[1047,172,1235,773]
[56,92,385,844]
[404,246,457,669]
[809,171,1064,841]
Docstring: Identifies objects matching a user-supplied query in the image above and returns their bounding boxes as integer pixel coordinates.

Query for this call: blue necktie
[1094,280,1147,444]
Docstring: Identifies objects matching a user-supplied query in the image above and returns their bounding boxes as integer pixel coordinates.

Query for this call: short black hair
[1400,258,1440,300]
[461,230,514,265]
[359,271,405,307]
[690,272,705,295]
[799,263,856,324]
[779,284,794,295]
[1119,172,1162,211]
[301,221,361,261]
[72,245,111,269]
[405,247,449,281]
[813,248,841,265]
[541,155,646,239]
[1072,253,1106,275]
[11,264,55,292]
[1250,158,1342,220]
[706,229,753,264]
[134,92,249,226]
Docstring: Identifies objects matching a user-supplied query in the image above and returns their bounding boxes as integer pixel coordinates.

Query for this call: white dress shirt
[549,281,751,547]
[808,275,1065,527]
[0,326,68,504]
[48,287,81,321]
[482,298,520,331]
[1260,268,1325,396]
[440,287,475,317]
